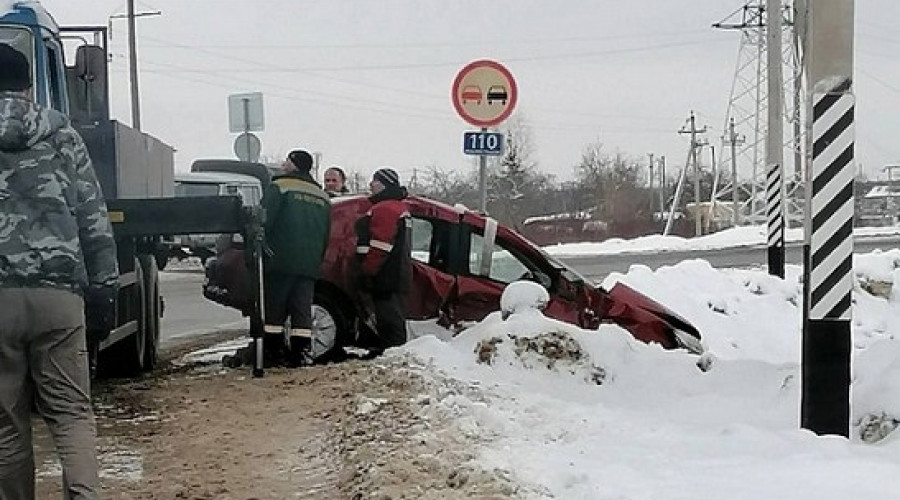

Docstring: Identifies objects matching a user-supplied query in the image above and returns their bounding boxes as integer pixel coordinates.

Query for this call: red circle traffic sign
[451,59,518,128]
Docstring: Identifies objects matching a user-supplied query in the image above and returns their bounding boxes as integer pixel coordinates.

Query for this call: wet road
[158,266,246,347]
[556,237,900,281]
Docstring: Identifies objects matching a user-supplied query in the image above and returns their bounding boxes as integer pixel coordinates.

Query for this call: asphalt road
[158,267,246,347]
[556,237,900,281]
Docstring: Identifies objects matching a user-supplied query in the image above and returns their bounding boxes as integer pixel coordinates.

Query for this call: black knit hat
[0,44,31,92]
[372,167,400,187]
[287,150,314,172]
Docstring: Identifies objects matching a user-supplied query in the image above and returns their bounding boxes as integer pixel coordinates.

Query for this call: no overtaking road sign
[451,60,518,128]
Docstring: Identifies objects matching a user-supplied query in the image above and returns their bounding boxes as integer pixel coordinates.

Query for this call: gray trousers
[0,288,100,500]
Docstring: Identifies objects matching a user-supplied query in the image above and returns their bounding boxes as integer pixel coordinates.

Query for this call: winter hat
[287,149,314,172]
[0,44,31,92]
[372,167,400,187]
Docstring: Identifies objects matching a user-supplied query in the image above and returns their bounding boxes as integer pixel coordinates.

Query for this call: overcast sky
[38,0,900,184]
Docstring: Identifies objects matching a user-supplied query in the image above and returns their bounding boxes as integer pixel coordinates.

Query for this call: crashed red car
[204,194,702,360]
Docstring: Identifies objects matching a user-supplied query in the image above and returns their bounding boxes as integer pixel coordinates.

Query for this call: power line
[139,29,716,51]
[137,37,731,74]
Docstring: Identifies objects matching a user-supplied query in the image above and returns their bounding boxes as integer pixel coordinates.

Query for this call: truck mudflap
[601,282,703,354]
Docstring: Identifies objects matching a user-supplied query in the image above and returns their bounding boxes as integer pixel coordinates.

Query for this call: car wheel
[310,293,350,362]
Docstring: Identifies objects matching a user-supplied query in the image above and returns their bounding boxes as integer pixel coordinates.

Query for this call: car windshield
[530,240,592,285]
[175,182,219,197]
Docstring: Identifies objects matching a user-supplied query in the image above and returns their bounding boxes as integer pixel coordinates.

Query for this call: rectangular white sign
[228,92,264,133]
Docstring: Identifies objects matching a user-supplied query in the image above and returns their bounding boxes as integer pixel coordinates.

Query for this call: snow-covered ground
[386,227,900,500]
[188,225,900,499]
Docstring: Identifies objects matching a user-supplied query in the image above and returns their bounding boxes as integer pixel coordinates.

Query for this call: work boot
[286,334,311,368]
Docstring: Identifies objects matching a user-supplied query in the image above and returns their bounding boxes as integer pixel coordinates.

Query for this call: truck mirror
[66,45,109,125]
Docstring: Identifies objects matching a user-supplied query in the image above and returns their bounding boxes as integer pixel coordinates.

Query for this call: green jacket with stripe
[262,171,331,278]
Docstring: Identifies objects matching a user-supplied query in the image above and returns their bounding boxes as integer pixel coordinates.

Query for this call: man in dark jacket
[0,43,118,500]
[355,168,412,351]
[263,149,331,366]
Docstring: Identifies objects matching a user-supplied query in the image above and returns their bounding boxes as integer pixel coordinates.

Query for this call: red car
[204,194,702,360]
[461,85,483,104]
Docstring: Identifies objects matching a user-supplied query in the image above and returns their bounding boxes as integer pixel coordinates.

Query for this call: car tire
[310,292,351,362]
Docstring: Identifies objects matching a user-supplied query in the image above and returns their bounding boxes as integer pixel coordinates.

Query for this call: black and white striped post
[766,162,785,278]
[765,0,785,279]
[801,0,855,437]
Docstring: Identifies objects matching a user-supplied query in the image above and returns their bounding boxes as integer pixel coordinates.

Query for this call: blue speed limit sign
[463,131,504,156]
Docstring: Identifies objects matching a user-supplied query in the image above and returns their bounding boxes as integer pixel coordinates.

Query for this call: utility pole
[659,155,666,218]
[648,153,655,217]
[801,0,855,438]
[678,112,708,236]
[708,145,718,233]
[112,2,160,131]
[725,118,746,226]
[766,0,786,279]
[126,0,141,130]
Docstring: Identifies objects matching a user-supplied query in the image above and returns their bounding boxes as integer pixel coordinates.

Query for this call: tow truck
[0,2,267,376]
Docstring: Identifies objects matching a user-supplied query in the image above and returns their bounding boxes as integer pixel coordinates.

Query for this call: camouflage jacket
[0,92,118,294]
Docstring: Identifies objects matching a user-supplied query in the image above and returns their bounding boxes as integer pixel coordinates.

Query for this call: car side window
[410,218,433,264]
[409,217,452,272]
[468,233,530,284]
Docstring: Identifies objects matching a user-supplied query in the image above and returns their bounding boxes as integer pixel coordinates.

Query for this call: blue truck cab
[0,2,69,112]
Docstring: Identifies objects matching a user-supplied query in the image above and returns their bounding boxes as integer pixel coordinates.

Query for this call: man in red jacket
[355,168,412,351]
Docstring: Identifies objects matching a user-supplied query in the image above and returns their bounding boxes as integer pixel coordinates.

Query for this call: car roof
[174,171,261,185]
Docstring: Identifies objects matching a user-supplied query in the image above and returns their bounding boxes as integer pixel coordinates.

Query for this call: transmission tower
[713,1,805,226]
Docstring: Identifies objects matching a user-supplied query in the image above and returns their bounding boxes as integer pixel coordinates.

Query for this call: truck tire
[139,254,161,371]
[99,258,147,377]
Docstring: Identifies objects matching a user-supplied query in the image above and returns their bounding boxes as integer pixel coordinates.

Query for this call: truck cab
[0,3,68,112]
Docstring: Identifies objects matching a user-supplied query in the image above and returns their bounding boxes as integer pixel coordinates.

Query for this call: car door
[451,214,583,326]
[404,212,457,322]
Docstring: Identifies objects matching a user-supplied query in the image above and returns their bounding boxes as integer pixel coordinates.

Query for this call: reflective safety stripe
[290,328,312,338]
[264,324,284,334]
[370,239,393,252]
[356,245,369,254]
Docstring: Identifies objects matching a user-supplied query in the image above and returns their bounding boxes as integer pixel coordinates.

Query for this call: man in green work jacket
[262,149,331,366]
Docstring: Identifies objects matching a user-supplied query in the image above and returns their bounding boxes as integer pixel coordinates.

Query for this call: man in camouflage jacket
[0,43,118,500]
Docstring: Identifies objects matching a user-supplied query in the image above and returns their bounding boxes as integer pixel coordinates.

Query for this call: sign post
[228,92,265,162]
[451,60,518,212]
[801,0,855,437]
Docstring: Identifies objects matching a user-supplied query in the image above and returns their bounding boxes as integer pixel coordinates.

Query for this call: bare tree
[576,141,654,237]
[485,114,558,227]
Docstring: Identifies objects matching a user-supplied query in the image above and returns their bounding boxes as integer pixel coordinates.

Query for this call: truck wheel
[99,258,147,377]
[139,254,161,371]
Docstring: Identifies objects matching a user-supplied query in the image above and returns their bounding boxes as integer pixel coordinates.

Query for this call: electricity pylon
[713,1,805,226]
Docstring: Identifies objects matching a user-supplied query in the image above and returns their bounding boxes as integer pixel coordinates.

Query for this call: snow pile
[390,255,900,499]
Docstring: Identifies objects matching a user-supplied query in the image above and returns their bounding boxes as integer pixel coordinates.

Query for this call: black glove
[85,286,117,342]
